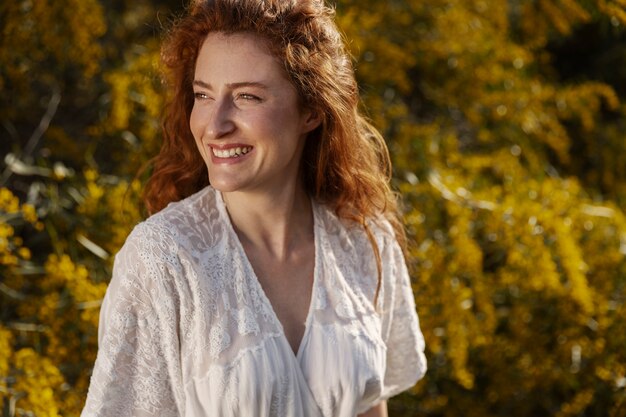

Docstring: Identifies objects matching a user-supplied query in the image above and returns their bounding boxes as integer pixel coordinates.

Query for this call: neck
[221,182,313,261]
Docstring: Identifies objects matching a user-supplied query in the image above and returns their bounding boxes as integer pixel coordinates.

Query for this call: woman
[82,0,426,416]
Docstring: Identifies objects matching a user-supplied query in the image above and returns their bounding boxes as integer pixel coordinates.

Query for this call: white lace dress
[81,186,426,417]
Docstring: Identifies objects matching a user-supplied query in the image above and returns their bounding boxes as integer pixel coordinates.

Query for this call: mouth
[211,146,253,159]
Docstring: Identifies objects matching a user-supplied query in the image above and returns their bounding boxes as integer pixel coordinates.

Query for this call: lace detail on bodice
[81,186,426,417]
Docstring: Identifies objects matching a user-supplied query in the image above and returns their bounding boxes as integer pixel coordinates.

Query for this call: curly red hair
[144,0,406,299]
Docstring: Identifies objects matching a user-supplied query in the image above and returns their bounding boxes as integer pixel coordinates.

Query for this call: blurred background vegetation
[1,0,626,416]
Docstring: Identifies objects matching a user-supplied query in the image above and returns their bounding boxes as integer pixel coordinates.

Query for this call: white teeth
[212,146,252,158]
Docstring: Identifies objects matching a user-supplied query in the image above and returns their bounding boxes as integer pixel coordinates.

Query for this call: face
[189,32,319,196]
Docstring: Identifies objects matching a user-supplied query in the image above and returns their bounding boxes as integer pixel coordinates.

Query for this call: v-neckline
[217,190,319,361]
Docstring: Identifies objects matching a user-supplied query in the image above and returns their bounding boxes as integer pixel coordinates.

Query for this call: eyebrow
[192,80,269,90]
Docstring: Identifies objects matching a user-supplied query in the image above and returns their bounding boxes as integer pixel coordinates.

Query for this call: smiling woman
[81,1,426,416]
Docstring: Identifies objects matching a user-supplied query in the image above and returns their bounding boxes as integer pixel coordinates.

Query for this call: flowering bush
[1,0,626,416]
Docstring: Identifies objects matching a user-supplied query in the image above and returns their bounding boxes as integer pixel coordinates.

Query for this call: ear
[300,108,322,134]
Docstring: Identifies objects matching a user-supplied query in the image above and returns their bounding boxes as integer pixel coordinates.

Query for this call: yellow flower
[18,247,31,260]
[0,327,13,377]
[84,168,98,182]
[21,203,38,223]
[0,223,14,239]
[0,187,19,213]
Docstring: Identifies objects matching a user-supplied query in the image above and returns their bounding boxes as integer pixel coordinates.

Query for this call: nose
[205,97,235,139]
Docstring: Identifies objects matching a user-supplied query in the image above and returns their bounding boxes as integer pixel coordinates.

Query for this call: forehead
[194,32,287,82]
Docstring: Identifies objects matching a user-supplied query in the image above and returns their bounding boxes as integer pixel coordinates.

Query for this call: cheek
[188,108,208,160]
[189,107,203,141]
[255,106,302,138]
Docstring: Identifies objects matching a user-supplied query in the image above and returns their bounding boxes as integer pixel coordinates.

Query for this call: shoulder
[315,203,404,292]
[108,188,221,308]
[124,186,224,257]
[315,202,399,254]
[366,215,399,251]
[143,185,219,237]
[112,186,226,290]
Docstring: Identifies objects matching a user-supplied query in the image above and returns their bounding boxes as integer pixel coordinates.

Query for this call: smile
[211,146,252,158]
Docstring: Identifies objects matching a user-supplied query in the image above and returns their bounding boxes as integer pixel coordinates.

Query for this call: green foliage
[1,0,626,416]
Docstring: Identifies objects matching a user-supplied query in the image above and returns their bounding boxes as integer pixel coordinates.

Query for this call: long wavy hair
[144,0,406,302]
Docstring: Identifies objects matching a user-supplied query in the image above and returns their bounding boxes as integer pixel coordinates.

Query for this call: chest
[179,255,386,417]
[176,221,385,416]
[244,244,316,355]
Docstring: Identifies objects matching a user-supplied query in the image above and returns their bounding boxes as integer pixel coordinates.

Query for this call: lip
[206,143,253,165]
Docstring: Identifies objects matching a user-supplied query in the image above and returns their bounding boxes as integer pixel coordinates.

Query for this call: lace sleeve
[379,231,427,400]
[81,223,184,417]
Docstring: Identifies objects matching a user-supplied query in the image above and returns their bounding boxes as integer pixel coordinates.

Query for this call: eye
[194,91,210,100]
[236,93,262,102]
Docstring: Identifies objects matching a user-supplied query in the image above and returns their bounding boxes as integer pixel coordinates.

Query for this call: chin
[208,181,235,193]
[207,177,246,194]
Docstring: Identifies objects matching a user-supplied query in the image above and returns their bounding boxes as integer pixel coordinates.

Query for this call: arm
[357,401,388,417]
[82,224,184,417]
[377,223,427,398]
